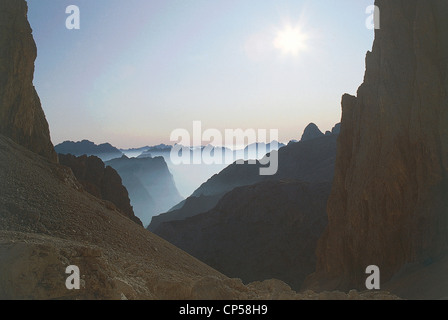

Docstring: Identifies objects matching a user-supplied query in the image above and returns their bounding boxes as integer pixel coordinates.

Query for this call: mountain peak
[301,123,324,142]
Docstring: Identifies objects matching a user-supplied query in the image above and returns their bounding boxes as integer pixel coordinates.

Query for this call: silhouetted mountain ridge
[106,155,183,227]
[149,124,339,232]
[301,123,324,141]
[55,140,123,162]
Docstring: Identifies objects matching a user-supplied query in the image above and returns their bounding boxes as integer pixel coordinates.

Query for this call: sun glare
[274,25,308,56]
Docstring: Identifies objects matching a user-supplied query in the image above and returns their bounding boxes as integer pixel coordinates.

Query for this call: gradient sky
[27,0,374,148]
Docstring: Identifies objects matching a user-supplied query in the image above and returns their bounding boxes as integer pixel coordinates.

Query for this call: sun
[274,25,308,56]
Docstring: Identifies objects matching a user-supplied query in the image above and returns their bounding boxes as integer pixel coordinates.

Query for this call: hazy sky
[28,0,374,148]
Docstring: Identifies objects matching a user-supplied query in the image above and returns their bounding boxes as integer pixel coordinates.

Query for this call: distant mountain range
[54,139,287,216]
[123,141,286,197]
[56,140,286,162]
[122,144,227,197]
[150,124,338,231]
[57,140,286,199]
[55,140,123,162]
[53,130,327,231]
[120,144,172,158]
[105,155,183,227]
[122,141,286,162]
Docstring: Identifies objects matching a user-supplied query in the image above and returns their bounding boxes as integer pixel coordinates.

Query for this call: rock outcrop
[0,0,57,162]
[58,154,143,226]
[311,0,448,291]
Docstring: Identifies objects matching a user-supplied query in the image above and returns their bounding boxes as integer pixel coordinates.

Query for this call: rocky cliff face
[0,0,57,162]
[312,0,448,290]
[58,154,143,226]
